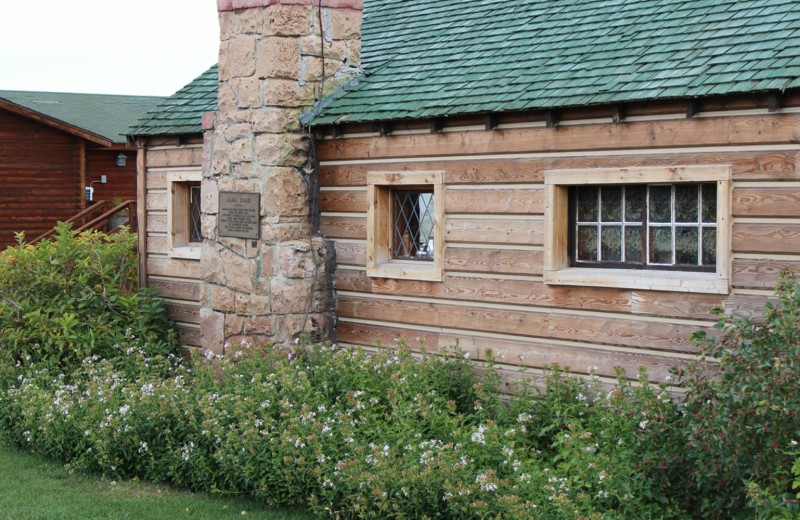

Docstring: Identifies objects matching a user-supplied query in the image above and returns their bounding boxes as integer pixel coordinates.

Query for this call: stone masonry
[200,0,363,354]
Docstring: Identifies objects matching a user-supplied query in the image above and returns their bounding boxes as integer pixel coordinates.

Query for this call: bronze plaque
[219,191,260,239]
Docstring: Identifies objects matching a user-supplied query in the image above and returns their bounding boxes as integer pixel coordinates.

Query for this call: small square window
[367,171,443,281]
[167,171,203,259]
[544,166,731,294]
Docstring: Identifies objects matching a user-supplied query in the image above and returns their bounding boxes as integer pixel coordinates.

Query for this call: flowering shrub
[3,271,800,518]
[0,338,691,519]
[0,224,179,369]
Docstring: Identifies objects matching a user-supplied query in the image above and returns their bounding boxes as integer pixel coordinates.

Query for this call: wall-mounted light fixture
[116,153,127,167]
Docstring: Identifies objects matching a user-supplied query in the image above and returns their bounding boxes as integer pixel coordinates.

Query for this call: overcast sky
[0,0,220,97]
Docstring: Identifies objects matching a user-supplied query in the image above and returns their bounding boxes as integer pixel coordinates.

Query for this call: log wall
[0,109,80,247]
[141,136,204,348]
[317,103,800,388]
[86,148,137,203]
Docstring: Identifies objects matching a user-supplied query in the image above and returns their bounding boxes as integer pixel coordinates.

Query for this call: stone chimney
[200,0,362,353]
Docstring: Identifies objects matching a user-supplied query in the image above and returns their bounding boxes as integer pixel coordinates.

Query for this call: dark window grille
[569,183,716,271]
[392,189,435,260]
[189,184,202,243]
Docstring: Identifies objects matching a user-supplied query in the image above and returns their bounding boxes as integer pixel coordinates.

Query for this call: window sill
[367,261,443,282]
[169,245,201,260]
[544,267,729,294]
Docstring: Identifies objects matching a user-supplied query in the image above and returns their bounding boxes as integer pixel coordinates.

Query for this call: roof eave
[0,98,114,147]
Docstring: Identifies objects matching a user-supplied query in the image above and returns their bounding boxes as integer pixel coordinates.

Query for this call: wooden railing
[29,200,137,244]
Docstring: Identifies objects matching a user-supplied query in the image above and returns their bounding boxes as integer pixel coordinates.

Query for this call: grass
[0,443,314,520]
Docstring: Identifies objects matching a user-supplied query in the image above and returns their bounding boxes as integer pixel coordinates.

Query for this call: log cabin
[139,0,800,386]
[0,91,163,248]
[129,65,218,348]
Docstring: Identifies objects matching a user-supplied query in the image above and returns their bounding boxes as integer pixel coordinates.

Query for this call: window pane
[625,185,645,222]
[648,185,672,223]
[189,185,202,243]
[393,190,434,260]
[675,185,698,223]
[702,227,717,266]
[569,181,718,271]
[702,183,717,223]
[625,226,643,263]
[649,227,672,264]
[417,192,435,253]
[675,226,699,265]
[577,186,598,222]
[577,226,598,261]
[601,225,622,261]
[600,186,622,222]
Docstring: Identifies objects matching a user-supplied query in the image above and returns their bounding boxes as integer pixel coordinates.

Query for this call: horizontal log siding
[318,109,800,383]
[86,148,137,202]
[0,110,80,247]
[143,139,203,348]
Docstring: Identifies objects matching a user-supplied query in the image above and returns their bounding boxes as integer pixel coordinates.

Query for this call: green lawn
[0,444,314,520]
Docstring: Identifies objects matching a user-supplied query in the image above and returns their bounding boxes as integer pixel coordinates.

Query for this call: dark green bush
[668,271,800,519]
[0,224,179,370]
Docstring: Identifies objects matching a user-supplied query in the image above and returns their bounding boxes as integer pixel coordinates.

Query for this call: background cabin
[0,91,163,247]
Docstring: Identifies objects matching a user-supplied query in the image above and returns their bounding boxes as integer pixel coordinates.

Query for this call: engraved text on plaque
[219,192,260,239]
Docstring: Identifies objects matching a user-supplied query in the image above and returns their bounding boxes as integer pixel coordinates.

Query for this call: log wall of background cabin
[316,95,800,389]
[142,135,205,348]
[87,148,137,203]
[0,109,80,248]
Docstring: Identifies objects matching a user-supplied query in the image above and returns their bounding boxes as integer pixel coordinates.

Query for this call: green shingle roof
[129,65,218,137]
[308,0,800,125]
[0,90,165,143]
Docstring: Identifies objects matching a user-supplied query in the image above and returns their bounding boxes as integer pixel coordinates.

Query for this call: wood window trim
[367,171,444,281]
[167,170,202,260]
[544,166,731,294]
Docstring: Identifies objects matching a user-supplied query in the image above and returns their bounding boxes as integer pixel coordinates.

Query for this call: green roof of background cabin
[0,90,165,143]
[129,65,218,137]
[307,0,800,125]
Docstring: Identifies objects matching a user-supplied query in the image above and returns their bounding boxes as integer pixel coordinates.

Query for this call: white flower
[476,473,498,492]
[420,451,434,465]
[471,425,486,445]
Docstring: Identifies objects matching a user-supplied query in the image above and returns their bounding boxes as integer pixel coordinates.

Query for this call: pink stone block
[202,111,216,130]
[219,0,363,12]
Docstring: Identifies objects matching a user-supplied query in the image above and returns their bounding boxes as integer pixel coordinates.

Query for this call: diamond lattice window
[189,184,202,243]
[167,171,202,259]
[367,171,444,281]
[392,190,435,260]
